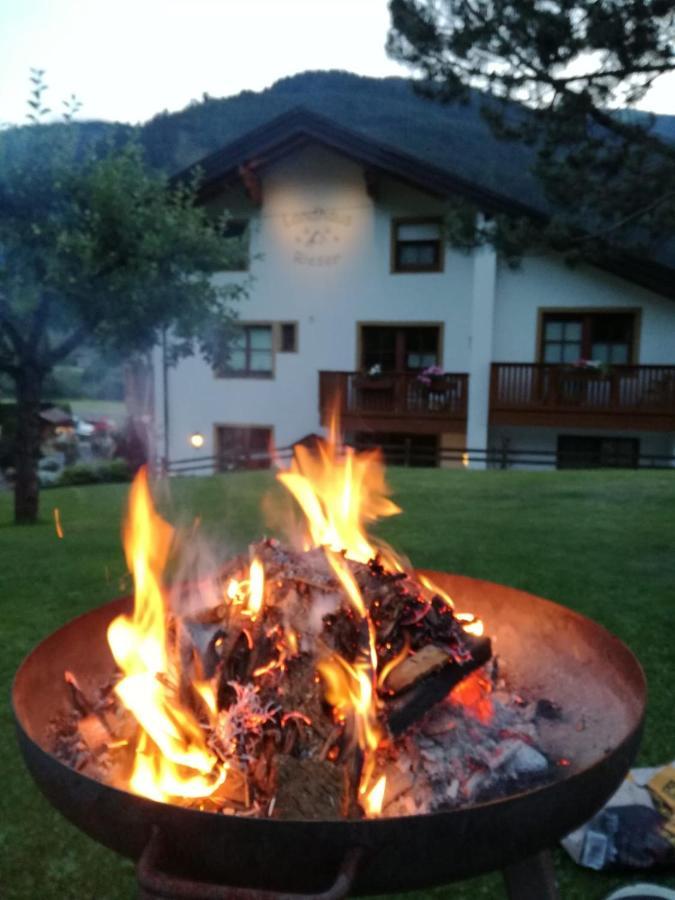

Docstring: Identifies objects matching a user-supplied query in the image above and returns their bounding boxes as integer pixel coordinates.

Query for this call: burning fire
[104,415,486,817]
[277,414,401,568]
[107,469,226,802]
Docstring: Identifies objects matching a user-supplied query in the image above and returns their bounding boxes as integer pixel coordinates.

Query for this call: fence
[164,443,675,475]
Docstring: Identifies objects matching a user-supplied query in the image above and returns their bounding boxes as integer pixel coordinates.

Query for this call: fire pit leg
[502,850,559,900]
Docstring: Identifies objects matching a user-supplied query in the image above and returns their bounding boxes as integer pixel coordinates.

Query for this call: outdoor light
[189,432,205,449]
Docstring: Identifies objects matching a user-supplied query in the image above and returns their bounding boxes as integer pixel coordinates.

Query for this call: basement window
[216,425,272,470]
[557,435,639,469]
[392,219,443,273]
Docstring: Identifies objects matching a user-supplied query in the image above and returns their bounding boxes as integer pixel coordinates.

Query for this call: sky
[0,0,673,128]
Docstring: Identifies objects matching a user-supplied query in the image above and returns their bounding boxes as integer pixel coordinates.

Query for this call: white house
[153,108,675,471]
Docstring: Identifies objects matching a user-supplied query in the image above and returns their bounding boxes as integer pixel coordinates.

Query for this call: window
[392,219,443,273]
[221,218,250,271]
[541,313,635,364]
[542,319,583,364]
[220,325,272,377]
[361,325,440,372]
[216,426,272,470]
[279,323,297,353]
[557,435,639,469]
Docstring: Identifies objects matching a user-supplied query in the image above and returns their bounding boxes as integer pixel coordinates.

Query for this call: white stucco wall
[493,255,675,363]
[159,144,475,464]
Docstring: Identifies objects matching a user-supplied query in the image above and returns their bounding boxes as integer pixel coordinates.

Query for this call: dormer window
[392,219,443,273]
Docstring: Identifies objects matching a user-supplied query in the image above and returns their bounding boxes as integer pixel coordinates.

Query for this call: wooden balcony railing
[490,363,675,429]
[319,371,469,426]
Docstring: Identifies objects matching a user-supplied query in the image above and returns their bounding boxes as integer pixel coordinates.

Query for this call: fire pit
[12,422,646,898]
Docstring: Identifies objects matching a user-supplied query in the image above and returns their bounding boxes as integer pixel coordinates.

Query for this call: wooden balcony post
[489,365,499,411]
[609,368,620,407]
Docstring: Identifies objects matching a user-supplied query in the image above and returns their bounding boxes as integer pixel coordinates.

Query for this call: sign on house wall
[282,207,352,266]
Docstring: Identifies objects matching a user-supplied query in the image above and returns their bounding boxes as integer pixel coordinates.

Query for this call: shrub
[56,459,131,487]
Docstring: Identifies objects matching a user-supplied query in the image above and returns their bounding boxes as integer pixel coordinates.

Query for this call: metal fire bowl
[13,573,646,896]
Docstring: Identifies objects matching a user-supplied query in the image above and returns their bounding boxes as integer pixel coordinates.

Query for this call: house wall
[158,144,475,465]
[488,425,672,469]
[493,256,675,363]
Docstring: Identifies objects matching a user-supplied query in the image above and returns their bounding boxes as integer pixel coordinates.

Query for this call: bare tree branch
[48,323,91,365]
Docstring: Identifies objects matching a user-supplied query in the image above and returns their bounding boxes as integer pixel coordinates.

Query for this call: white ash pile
[380,663,562,817]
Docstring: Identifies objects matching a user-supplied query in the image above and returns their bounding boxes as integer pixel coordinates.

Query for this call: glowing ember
[450,672,494,725]
[53,507,64,539]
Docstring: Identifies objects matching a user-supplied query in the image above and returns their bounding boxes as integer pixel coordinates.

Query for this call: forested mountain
[140,71,543,204]
[2,69,673,226]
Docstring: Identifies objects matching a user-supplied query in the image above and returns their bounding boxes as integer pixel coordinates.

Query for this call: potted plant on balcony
[569,358,611,377]
[355,364,395,390]
[416,365,446,390]
[416,365,450,411]
[559,358,611,405]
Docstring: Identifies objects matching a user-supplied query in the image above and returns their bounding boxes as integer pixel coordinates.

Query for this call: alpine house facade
[154,108,675,471]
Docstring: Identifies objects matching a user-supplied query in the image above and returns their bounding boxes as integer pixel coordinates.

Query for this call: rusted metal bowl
[13,573,646,895]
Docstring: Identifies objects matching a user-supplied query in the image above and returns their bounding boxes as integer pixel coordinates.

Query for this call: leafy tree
[0,73,244,523]
[387,0,675,260]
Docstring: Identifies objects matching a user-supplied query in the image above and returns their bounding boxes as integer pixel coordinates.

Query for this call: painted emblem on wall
[282,207,352,266]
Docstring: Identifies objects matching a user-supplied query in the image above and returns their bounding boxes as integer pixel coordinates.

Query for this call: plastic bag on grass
[562,763,675,872]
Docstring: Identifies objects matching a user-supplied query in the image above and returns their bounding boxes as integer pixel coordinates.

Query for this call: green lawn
[2,469,675,899]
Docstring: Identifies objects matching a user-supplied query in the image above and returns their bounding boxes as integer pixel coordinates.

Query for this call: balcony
[490,363,675,431]
[319,371,468,434]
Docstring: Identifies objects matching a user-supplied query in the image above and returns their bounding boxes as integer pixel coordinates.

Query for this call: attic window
[392,219,443,273]
[221,218,250,271]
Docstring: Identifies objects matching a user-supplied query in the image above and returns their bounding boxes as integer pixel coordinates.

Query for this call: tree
[0,74,245,523]
[387,0,675,260]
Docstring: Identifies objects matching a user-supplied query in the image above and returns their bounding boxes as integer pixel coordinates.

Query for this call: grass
[2,468,675,899]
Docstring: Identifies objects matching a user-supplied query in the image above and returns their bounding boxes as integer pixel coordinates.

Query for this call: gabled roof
[176,106,538,219]
[176,105,675,299]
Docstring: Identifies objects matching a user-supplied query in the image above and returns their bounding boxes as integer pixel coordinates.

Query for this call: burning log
[386,634,493,735]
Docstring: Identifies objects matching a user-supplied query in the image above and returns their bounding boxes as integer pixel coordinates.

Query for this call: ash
[381,663,558,817]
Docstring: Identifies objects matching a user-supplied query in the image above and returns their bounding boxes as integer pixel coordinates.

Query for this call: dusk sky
[1,0,672,128]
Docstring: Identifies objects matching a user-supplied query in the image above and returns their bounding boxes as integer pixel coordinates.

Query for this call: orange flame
[224,557,266,620]
[318,648,382,801]
[107,467,226,803]
[420,574,484,638]
[364,774,387,816]
[277,415,403,815]
[276,413,401,567]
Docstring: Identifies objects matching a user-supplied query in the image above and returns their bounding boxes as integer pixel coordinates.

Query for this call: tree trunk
[14,367,44,524]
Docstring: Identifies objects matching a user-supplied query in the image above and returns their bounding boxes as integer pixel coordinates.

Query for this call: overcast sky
[1,0,672,128]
